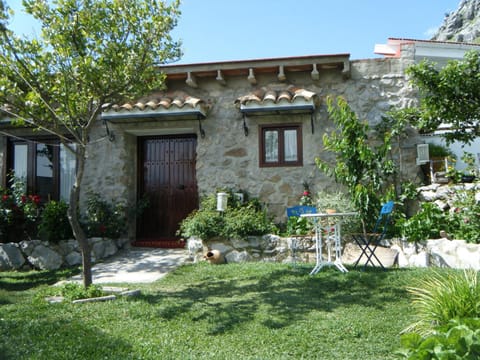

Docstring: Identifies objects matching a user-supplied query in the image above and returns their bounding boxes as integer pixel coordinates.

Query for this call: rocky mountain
[432,0,480,43]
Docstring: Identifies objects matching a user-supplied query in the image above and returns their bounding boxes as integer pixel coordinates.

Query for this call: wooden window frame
[259,123,303,167]
[6,137,67,202]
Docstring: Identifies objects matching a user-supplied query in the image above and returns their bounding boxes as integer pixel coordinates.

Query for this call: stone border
[0,237,129,271]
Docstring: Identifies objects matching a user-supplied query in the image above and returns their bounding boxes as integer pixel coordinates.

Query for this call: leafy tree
[316,96,395,229]
[0,0,181,287]
[406,50,480,145]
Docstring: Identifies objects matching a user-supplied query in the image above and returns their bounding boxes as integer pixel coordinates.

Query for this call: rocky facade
[77,55,421,227]
[432,0,480,43]
[0,237,129,271]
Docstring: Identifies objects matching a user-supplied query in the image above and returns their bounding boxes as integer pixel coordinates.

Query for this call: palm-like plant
[405,269,480,336]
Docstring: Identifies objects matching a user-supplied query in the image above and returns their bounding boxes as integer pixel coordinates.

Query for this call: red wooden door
[137,135,198,241]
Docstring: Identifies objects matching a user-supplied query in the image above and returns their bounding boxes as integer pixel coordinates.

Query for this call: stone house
[0,39,461,244]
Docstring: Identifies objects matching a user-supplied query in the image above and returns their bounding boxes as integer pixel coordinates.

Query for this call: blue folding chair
[286,205,317,218]
[352,201,394,270]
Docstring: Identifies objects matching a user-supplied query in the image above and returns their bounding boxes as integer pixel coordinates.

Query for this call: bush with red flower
[299,183,314,206]
[0,178,41,243]
[82,192,128,239]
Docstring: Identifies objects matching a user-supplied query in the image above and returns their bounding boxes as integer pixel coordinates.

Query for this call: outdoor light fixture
[216,192,228,212]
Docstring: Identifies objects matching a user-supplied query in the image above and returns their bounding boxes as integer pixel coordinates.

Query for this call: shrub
[285,216,312,236]
[83,192,128,239]
[38,282,106,302]
[402,186,480,244]
[37,200,73,242]
[401,202,448,242]
[315,190,361,235]
[450,187,480,243]
[178,191,277,240]
[405,269,480,336]
[397,318,480,359]
[0,177,40,242]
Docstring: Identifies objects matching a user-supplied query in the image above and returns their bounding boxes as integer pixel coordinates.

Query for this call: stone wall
[187,235,316,264]
[0,237,129,271]
[0,54,424,235]
[190,235,480,271]
[92,56,422,225]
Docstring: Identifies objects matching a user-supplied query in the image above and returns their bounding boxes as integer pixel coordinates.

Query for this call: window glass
[264,130,279,163]
[36,144,54,201]
[284,129,298,162]
[60,144,76,202]
[13,144,28,191]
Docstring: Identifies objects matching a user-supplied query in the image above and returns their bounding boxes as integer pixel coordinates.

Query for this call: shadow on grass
[0,267,81,292]
[139,263,411,335]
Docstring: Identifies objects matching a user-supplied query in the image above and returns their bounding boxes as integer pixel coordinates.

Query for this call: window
[259,124,303,167]
[7,138,76,202]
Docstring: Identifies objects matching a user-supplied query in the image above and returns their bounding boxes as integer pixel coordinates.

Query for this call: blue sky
[8,0,460,64]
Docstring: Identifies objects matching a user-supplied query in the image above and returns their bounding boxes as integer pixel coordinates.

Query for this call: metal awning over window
[101,91,208,137]
[234,85,318,135]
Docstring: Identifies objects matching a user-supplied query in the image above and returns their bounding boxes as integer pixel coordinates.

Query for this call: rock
[408,251,429,267]
[341,242,399,268]
[0,243,26,270]
[432,0,480,43]
[19,239,41,256]
[260,234,280,250]
[28,244,63,270]
[225,250,250,263]
[103,239,118,258]
[230,238,250,249]
[391,245,409,268]
[65,251,82,266]
[72,295,116,304]
[419,190,437,202]
[92,238,106,259]
[427,238,480,270]
[57,239,78,256]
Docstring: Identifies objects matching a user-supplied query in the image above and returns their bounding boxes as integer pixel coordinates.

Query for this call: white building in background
[375,37,480,172]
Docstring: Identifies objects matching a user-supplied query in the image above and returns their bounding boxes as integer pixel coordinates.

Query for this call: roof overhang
[100,91,208,137]
[101,106,206,122]
[239,99,315,116]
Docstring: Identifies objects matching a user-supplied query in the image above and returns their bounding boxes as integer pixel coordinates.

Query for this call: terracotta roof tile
[235,85,318,107]
[103,90,206,114]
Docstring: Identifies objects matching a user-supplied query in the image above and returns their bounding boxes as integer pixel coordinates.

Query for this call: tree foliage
[0,0,181,287]
[316,96,395,228]
[406,50,480,144]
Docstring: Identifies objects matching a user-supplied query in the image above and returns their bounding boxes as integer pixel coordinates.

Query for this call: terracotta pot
[204,249,225,264]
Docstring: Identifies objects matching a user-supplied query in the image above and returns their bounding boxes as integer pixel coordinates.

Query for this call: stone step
[342,242,399,268]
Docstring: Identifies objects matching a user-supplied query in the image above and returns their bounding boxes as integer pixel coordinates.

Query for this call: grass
[0,262,438,360]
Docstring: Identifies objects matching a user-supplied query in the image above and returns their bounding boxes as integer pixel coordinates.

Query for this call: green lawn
[0,262,428,360]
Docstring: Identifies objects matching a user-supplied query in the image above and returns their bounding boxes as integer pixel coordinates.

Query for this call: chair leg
[352,235,385,270]
[363,243,385,270]
[352,235,370,268]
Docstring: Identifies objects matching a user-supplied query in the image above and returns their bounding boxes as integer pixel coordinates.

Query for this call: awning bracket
[242,114,249,136]
[197,115,206,138]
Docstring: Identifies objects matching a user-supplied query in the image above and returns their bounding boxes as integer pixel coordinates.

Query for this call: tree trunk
[67,144,92,288]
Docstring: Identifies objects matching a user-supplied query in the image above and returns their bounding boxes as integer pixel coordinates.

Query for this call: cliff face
[432,0,480,43]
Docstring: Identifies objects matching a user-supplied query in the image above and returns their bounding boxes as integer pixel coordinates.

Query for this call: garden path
[68,247,190,284]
